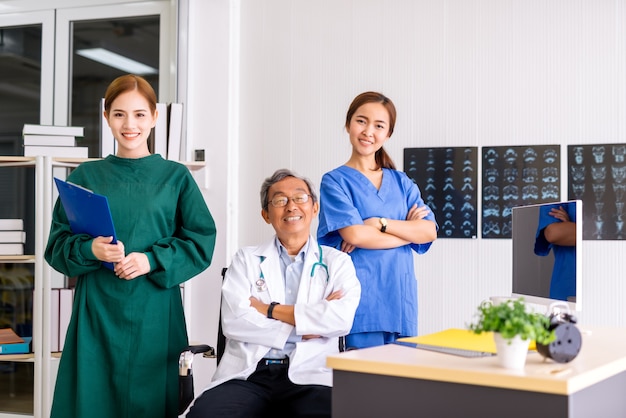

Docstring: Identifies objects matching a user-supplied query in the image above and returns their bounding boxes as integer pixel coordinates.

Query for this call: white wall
[182,0,232,386]
[187,0,626,388]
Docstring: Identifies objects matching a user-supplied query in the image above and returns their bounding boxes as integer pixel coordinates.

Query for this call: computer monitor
[511,200,582,312]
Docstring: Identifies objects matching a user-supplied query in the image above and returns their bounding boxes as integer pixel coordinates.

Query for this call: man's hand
[302,290,343,340]
[325,290,343,301]
[249,296,266,315]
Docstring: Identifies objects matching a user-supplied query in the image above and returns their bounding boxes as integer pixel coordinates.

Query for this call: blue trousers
[345,331,401,349]
[186,360,331,418]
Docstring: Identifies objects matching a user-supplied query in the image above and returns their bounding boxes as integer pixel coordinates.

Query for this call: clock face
[537,322,582,364]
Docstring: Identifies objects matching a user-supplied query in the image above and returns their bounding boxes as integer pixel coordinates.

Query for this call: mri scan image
[568,143,626,240]
[481,145,561,238]
[404,147,478,238]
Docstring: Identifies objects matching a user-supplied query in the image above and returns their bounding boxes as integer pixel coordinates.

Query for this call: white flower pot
[493,333,530,370]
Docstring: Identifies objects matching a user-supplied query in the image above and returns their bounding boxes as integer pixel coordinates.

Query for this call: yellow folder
[399,328,535,354]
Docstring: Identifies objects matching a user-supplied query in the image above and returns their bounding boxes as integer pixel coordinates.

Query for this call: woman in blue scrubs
[534,203,577,301]
[317,91,438,349]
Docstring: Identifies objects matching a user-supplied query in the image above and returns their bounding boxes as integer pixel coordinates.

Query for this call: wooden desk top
[327,327,626,395]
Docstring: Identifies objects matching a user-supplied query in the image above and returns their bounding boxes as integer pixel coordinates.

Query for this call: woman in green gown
[45,74,217,418]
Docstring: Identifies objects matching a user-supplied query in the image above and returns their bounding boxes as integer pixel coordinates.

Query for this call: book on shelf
[51,289,60,352]
[153,102,168,158]
[58,288,73,351]
[0,337,32,355]
[24,145,89,158]
[0,219,24,230]
[0,230,26,243]
[23,124,84,137]
[100,98,116,157]
[23,134,76,147]
[167,102,183,161]
[0,329,30,355]
[0,328,24,344]
[0,243,24,255]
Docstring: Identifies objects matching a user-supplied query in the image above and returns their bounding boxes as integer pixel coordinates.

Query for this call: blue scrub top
[534,202,576,301]
[317,165,437,336]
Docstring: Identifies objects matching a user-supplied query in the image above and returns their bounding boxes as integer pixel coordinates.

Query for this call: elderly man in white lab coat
[186,169,361,418]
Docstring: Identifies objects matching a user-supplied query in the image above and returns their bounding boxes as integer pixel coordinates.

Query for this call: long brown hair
[345,91,397,170]
[103,74,157,116]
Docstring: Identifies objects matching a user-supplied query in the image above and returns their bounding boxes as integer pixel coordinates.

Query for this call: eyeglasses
[269,193,312,208]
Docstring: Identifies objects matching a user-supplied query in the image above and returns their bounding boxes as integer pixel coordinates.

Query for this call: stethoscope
[310,244,329,280]
[255,244,329,292]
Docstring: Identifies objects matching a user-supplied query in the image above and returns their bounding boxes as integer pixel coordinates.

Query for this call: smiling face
[261,176,319,246]
[105,89,157,158]
[346,102,391,158]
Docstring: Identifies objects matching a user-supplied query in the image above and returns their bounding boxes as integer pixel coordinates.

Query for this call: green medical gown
[44,154,216,418]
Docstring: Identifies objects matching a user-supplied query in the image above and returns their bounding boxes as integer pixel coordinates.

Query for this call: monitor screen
[511,200,582,312]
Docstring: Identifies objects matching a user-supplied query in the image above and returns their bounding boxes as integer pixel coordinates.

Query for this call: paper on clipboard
[53,177,118,270]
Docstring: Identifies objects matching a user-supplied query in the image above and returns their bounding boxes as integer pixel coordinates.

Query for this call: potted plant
[468,298,555,369]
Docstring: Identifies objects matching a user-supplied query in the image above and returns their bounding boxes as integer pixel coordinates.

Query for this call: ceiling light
[76,47,157,75]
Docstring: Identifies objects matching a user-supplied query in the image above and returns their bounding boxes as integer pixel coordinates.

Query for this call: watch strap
[267,301,280,319]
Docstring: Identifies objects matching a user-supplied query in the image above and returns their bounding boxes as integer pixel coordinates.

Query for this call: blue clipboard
[53,177,118,270]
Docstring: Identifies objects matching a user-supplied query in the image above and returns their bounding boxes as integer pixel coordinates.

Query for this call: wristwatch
[379,217,388,233]
[267,301,280,319]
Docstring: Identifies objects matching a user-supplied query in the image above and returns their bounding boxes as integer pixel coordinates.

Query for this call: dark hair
[345,91,397,170]
[260,169,318,211]
[103,74,157,116]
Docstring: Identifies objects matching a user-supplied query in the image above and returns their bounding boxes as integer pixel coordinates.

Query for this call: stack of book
[0,219,25,255]
[0,327,31,355]
[23,124,87,158]
[50,288,74,352]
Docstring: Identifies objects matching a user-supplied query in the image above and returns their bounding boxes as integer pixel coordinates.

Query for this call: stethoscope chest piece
[255,278,267,292]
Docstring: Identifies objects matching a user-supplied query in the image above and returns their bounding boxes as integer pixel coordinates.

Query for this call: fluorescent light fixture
[76,47,158,75]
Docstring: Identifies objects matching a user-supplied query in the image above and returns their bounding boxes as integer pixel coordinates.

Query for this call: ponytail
[376,147,396,170]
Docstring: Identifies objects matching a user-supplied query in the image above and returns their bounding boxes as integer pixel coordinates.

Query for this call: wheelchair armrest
[178,344,216,377]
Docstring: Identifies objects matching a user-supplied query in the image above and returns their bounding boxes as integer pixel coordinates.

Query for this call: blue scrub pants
[345,331,401,349]
[186,360,331,418]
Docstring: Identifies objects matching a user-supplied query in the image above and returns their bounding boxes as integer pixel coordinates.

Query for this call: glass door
[55,2,173,157]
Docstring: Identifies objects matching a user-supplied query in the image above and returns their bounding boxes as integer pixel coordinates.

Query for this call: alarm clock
[536,304,582,363]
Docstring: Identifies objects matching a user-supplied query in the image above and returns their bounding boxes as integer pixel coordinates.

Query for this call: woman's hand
[92,236,125,264]
[406,203,430,220]
[340,240,356,253]
[114,252,150,280]
[549,206,571,222]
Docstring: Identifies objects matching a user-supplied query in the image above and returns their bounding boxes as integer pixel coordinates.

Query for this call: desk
[327,327,626,418]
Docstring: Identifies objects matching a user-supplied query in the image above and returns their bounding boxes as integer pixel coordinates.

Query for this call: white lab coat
[200,235,360,395]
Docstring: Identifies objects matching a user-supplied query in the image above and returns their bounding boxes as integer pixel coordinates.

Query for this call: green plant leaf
[467,298,555,345]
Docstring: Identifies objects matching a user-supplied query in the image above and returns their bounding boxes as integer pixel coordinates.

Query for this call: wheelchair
[178,343,216,415]
[178,267,227,415]
[177,267,348,415]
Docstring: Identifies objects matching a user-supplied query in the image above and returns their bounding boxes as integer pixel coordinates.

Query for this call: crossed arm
[339,203,437,252]
[543,206,576,247]
[249,291,343,340]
